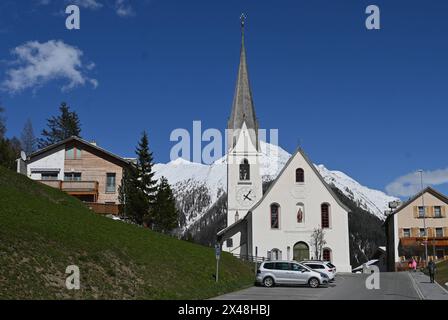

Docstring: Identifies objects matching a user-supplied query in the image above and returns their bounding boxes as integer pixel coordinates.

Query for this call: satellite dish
[20,151,27,161]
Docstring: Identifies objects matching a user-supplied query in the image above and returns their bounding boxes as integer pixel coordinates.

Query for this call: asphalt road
[213,272,421,300]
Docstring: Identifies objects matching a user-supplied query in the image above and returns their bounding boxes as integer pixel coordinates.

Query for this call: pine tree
[136,131,158,202]
[119,132,158,225]
[153,177,178,233]
[39,102,81,148]
[119,164,149,224]
[20,119,37,155]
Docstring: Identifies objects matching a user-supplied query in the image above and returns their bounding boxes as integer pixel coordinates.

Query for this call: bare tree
[310,228,327,260]
[20,119,37,154]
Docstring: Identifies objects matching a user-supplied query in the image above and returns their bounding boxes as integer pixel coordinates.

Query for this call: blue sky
[0,0,447,198]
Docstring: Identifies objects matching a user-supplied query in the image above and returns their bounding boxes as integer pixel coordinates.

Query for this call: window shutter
[428,228,434,237]
[399,228,404,237]
[444,227,448,237]
[413,206,418,218]
[428,206,433,218]
[442,206,447,218]
[412,227,419,237]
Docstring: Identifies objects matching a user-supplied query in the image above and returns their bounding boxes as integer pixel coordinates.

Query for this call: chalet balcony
[39,180,99,201]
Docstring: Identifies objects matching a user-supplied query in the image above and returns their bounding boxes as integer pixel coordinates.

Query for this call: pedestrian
[412,258,417,272]
[428,260,437,283]
[408,259,413,271]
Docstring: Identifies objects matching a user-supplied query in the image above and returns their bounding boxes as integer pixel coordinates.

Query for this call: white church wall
[250,150,352,272]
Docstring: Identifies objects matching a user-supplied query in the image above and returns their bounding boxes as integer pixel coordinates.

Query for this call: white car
[256,261,329,288]
[301,261,336,281]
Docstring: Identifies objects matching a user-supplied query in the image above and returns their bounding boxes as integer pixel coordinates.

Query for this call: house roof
[248,147,351,213]
[26,136,130,166]
[387,186,448,219]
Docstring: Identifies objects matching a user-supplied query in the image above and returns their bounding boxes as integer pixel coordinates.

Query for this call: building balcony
[39,180,99,200]
[399,237,448,247]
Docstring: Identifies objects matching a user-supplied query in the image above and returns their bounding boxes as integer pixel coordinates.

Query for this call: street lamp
[418,169,428,266]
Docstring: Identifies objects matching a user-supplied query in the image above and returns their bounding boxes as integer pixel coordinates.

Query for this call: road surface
[213,272,422,300]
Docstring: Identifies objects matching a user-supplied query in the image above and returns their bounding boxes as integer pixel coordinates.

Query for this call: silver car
[256,260,329,288]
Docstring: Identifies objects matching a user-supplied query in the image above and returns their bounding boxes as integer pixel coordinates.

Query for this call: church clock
[236,186,258,207]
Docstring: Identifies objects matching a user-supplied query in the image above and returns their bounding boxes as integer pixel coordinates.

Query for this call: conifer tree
[39,102,81,148]
[152,177,178,233]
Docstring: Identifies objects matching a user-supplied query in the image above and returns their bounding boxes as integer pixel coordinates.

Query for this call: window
[295,168,304,183]
[436,228,444,238]
[106,173,116,193]
[239,159,250,180]
[290,263,306,272]
[64,172,81,181]
[420,228,427,237]
[321,203,330,228]
[418,206,425,218]
[263,263,274,270]
[274,262,289,270]
[226,238,233,248]
[42,172,58,180]
[235,211,239,222]
[403,228,411,237]
[323,248,332,262]
[66,147,82,160]
[434,206,442,218]
[270,204,280,229]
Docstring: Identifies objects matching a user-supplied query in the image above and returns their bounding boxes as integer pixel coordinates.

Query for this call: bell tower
[225,14,262,253]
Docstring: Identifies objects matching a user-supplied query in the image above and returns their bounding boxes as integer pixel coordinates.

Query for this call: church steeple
[228,14,259,150]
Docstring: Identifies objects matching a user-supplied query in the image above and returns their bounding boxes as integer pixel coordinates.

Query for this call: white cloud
[386,168,448,197]
[115,0,135,17]
[69,0,103,10]
[2,40,98,94]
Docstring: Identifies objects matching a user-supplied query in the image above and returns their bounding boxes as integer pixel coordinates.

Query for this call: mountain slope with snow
[154,141,396,230]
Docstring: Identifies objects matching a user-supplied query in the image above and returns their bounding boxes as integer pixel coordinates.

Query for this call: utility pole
[418,170,428,266]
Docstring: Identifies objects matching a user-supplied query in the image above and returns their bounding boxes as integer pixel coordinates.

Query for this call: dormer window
[239,159,250,180]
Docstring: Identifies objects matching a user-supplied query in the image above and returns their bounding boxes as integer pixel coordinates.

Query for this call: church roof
[248,147,352,213]
[227,15,259,148]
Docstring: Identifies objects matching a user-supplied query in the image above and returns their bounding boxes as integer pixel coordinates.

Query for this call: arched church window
[323,248,332,262]
[296,168,304,183]
[239,158,250,180]
[321,203,330,228]
[270,203,280,229]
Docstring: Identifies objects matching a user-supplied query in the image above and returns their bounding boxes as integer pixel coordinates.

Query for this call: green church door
[293,242,309,262]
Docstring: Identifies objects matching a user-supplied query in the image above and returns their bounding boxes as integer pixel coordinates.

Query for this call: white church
[217,17,352,272]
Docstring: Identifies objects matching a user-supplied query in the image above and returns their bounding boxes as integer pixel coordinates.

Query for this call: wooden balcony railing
[39,180,99,193]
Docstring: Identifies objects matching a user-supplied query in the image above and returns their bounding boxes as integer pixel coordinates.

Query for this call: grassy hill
[0,166,254,299]
[435,260,448,289]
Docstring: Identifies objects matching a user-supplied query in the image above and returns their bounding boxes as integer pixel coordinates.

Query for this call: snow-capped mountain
[154,141,397,231]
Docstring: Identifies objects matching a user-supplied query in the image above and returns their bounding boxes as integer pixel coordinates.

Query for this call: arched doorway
[293,242,309,262]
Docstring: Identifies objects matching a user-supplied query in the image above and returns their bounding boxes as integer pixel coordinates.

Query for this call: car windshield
[326,263,335,268]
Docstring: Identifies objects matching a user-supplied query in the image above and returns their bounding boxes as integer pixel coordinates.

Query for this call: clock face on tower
[236,186,258,207]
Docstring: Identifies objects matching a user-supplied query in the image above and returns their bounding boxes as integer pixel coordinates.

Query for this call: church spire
[228,13,259,150]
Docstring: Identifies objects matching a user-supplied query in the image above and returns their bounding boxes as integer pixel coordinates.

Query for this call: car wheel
[308,277,319,288]
[263,276,275,288]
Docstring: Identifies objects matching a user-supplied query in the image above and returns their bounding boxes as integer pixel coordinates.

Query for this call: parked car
[301,260,336,281]
[256,261,329,288]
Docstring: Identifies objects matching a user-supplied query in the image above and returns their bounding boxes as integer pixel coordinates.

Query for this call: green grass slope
[0,166,254,299]
[435,260,448,289]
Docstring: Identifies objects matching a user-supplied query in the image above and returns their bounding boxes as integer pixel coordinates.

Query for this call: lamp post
[418,169,428,266]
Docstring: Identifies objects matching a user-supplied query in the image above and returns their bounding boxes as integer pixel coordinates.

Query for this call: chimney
[90,140,97,146]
